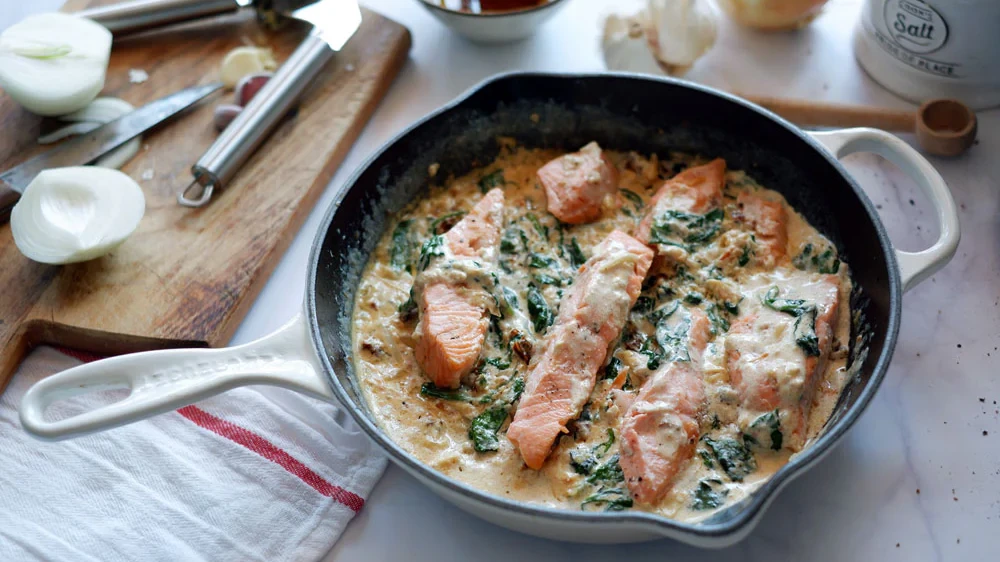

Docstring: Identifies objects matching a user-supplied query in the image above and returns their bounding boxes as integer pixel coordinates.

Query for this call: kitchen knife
[0,82,222,224]
[178,0,362,206]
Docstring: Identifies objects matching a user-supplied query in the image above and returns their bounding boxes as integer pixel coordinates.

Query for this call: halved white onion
[11,167,145,265]
[0,13,112,116]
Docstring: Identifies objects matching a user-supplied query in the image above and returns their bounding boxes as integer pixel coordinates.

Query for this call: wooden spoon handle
[740,94,917,132]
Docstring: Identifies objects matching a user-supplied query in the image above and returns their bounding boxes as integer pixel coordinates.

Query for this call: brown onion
[715,0,827,31]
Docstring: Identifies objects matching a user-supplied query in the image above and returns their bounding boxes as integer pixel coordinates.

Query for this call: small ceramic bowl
[416,0,570,43]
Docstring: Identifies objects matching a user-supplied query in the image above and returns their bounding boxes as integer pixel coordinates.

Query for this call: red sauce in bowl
[436,0,548,13]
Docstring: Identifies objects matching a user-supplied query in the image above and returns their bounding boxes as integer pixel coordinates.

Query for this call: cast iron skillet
[20,73,959,546]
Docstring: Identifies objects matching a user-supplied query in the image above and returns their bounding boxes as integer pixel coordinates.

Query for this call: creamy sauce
[351,142,854,521]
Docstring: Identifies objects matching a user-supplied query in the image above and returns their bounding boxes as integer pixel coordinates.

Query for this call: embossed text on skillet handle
[20,313,333,441]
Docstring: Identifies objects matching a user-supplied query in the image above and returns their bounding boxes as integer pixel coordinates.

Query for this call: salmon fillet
[414,189,505,389]
[444,188,505,258]
[726,275,840,450]
[507,230,654,469]
[635,158,726,245]
[619,309,712,505]
[736,191,788,266]
[537,142,618,225]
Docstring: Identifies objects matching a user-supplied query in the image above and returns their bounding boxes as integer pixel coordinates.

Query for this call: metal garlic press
[79,0,363,207]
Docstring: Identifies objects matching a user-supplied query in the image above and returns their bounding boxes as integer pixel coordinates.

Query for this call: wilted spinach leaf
[761,286,821,356]
[469,407,507,452]
[691,479,729,510]
[477,169,505,193]
[748,409,783,451]
[704,437,757,482]
[581,488,633,512]
[420,382,469,402]
[526,284,554,334]
[566,237,587,268]
[793,243,840,274]
[390,220,413,272]
[418,235,446,271]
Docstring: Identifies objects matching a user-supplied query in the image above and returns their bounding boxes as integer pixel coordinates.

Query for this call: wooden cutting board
[0,1,410,390]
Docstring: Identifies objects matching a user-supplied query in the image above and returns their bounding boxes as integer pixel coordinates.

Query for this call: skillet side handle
[20,314,334,441]
[809,128,960,292]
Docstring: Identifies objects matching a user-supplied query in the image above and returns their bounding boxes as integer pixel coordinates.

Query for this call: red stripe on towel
[53,346,364,513]
[177,405,365,513]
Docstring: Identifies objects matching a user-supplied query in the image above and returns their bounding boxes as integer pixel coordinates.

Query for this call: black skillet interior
[309,73,900,535]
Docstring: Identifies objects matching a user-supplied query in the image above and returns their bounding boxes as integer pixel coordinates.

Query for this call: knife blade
[1,82,223,222]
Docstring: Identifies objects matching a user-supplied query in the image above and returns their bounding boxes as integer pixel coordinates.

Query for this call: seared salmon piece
[635,158,726,244]
[726,275,840,450]
[507,231,654,469]
[414,189,505,389]
[537,142,618,224]
[619,309,712,505]
[736,191,788,266]
[415,283,489,389]
[444,188,505,258]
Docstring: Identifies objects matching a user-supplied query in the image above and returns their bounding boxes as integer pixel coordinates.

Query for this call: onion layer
[11,167,145,265]
[38,97,141,169]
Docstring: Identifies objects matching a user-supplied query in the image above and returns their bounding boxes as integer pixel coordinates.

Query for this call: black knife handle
[0,181,19,224]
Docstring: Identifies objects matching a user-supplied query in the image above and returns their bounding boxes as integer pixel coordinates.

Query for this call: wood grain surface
[0,1,410,391]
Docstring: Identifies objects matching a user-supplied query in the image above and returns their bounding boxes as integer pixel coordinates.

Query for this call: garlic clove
[234,72,272,107]
[219,47,277,89]
[647,0,717,75]
[214,103,243,131]
[602,13,665,75]
[10,167,145,265]
[0,13,111,116]
[601,0,717,77]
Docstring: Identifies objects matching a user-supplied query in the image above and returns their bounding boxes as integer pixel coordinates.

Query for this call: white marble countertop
[11,0,1000,559]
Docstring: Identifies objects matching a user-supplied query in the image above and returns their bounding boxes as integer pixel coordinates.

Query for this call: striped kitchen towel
[0,346,386,562]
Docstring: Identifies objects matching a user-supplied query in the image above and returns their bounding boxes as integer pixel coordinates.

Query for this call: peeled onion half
[11,167,145,264]
[0,13,112,116]
[716,0,828,30]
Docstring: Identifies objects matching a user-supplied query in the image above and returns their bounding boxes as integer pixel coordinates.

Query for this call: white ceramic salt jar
[854,0,1000,110]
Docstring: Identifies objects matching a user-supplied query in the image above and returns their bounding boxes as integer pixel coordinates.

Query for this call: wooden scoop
[739,95,977,157]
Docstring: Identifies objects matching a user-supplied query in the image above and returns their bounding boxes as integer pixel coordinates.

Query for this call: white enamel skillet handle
[20,314,333,440]
[809,128,960,292]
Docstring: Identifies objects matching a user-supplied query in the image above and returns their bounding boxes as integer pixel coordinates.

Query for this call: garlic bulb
[602,15,666,76]
[38,97,141,169]
[219,47,277,89]
[11,167,145,265]
[602,0,717,77]
[0,13,112,116]
[716,0,827,31]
